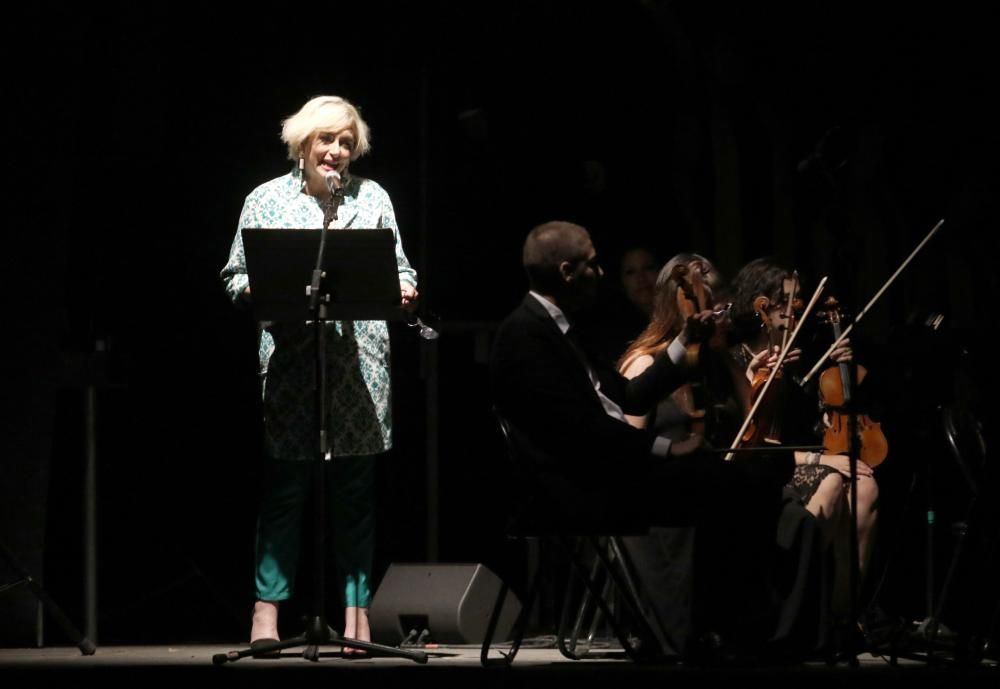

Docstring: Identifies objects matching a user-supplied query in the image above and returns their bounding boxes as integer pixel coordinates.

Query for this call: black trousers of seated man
[534,450,802,659]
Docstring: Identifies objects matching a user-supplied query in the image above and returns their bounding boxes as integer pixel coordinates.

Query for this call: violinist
[728,258,880,586]
[618,253,840,658]
[618,253,739,453]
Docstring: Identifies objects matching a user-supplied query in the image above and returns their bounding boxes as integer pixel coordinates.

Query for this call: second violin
[816,297,888,468]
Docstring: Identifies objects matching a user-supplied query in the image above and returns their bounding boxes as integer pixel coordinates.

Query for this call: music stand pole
[214,214,426,665]
[302,205,334,660]
[843,362,861,667]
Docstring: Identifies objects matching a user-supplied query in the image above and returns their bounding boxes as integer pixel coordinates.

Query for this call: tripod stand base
[212,617,428,665]
[1,541,96,656]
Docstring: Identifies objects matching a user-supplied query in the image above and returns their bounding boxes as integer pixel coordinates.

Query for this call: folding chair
[480,412,657,666]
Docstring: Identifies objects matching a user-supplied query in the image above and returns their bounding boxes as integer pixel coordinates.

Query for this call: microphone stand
[300,184,339,660]
[215,180,426,665]
[843,360,861,667]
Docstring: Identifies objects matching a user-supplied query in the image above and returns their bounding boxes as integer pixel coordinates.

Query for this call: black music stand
[213,228,426,665]
[889,405,996,666]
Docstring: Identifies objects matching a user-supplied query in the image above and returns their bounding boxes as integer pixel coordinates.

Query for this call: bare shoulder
[621,354,655,380]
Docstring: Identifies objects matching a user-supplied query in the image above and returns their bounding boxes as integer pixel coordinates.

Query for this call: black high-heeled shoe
[250,638,281,659]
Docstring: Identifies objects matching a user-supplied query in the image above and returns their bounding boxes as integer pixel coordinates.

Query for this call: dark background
[3,1,997,644]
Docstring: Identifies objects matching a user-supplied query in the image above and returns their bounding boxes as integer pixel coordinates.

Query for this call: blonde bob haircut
[280,95,372,162]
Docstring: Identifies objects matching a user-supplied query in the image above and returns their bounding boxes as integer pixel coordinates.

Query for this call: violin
[741,273,803,446]
[817,297,889,467]
[725,274,829,460]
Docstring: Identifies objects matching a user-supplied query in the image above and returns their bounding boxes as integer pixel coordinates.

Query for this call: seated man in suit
[489,221,804,658]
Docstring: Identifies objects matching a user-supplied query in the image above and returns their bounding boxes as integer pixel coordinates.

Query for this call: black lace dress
[789,463,841,503]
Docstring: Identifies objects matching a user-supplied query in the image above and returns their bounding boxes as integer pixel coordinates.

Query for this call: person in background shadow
[620,245,660,321]
[578,243,662,368]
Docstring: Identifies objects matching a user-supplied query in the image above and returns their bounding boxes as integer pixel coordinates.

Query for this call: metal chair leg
[481,540,543,667]
[558,537,604,659]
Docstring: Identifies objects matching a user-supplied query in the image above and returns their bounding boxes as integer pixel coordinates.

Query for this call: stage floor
[1,642,997,688]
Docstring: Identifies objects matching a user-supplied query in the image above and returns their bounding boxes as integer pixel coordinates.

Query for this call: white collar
[528,291,571,335]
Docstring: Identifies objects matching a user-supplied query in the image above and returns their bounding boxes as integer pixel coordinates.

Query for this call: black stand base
[212,615,428,665]
[0,540,96,656]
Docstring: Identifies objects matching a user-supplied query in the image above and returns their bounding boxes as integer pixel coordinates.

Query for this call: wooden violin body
[741,365,785,446]
[817,297,888,467]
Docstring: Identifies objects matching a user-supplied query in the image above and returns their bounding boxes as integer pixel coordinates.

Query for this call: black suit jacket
[490,294,689,481]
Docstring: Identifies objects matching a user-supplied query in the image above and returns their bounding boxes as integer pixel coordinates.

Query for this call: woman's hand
[706,306,731,352]
[746,345,801,380]
[829,337,853,364]
[678,310,718,348]
[400,283,419,312]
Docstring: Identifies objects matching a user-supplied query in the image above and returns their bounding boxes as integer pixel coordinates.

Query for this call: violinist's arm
[619,311,714,418]
[621,355,654,429]
[621,351,706,457]
[620,334,690,414]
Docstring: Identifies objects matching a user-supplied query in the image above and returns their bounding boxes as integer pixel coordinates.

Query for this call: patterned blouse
[220,169,417,459]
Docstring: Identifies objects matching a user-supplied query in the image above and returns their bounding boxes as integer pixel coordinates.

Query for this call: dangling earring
[298,155,306,192]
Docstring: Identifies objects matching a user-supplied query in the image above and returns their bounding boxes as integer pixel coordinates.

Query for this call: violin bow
[725,276,828,461]
[780,271,799,353]
[799,218,945,385]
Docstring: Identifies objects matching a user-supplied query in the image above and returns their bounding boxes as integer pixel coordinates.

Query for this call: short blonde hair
[280,95,371,162]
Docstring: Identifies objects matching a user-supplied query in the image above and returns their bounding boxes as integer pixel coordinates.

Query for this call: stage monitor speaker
[369,563,521,644]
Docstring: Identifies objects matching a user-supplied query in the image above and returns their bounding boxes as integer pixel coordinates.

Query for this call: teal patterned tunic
[221,170,417,459]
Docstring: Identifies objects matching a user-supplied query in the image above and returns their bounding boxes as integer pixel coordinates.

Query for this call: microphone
[322,170,344,226]
[406,313,439,340]
[324,170,342,195]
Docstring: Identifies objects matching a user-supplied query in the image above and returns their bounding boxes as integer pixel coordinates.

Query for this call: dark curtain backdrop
[3,1,996,643]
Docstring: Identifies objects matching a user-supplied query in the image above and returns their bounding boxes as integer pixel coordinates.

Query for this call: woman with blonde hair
[221,95,418,653]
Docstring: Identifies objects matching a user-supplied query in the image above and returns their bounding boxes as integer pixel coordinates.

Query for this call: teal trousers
[255,455,374,608]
